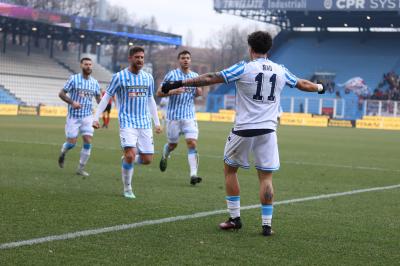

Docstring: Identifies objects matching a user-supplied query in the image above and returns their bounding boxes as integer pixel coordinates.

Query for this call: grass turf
[0,116,399,265]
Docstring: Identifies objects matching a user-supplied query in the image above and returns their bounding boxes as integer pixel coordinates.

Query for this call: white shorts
[224,131,280,171]
[65,116,94,139]
[119,128,154,154]
[166,119,199,144]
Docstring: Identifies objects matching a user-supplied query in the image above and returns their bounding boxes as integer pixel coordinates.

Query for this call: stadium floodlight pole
[27,33,31,56]
[2,29,6,54]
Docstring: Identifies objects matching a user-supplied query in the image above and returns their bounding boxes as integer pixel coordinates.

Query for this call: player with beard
[58,57,101,176]
[93,47,162,199]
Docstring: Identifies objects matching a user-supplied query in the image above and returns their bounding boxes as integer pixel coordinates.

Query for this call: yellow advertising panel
[280,116,328,127]
[357,119,400,130]
[382,120,400,130]
[328,119,354,128]
[110,109,118,119]
[40,106,67,117]
[18,106,37,116]
[196,112,211,121]
[0,104,18,115]
[219,109,235,115]
[363,116,400,121]
[210,113,235,123]
[356,120,383,129]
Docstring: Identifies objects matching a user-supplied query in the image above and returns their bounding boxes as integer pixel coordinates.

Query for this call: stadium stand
[0,85,20,104]
[0,45,70,106]
[53,51,113,85]
[270,32,400,98]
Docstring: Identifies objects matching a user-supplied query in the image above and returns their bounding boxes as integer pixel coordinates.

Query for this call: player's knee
[141,155,153,165]
[67,138,78,145]
[169,143,177,151]
[186,139,197,149]
[124,150,135,163]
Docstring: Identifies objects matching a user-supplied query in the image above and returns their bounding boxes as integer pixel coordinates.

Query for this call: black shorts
[104,104,112,113]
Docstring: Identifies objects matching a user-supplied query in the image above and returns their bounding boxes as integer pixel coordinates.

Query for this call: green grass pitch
[0,116,399,265]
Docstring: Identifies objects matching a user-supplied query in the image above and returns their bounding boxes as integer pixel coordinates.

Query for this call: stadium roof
[0,2,182,46]
[214,0,400,29]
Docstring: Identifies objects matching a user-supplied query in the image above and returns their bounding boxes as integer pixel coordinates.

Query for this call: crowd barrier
[1,104,400,130]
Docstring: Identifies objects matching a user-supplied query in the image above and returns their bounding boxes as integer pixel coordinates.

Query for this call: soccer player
[156,50,203,185]
[93,46,161,199]
[58,57,101,176]
[100,89,115,128]
[161,31,325,236]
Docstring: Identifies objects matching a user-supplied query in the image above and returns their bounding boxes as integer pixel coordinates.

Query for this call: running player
[93,46,161,199]
[58,57,101,177]
[156,50,203,185]
[161,31,325,236]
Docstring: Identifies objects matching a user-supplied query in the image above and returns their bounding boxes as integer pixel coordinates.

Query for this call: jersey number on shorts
[253,73,276,102]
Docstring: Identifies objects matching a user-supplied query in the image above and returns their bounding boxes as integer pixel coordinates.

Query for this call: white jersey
[220,58,298,131]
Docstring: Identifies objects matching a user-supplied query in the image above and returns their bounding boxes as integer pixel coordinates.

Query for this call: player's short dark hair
[177,50,191,59]
[129,46,145,56]
[247,31,273,54]
[80,57,92,63]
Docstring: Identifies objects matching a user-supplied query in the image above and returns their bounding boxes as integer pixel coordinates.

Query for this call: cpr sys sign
[324,0,400,10]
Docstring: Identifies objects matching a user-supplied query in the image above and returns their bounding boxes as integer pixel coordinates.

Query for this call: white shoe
[76,167,89,177]
[123,190,136,199]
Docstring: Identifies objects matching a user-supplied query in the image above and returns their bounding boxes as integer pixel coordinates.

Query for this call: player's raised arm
[161,72,224,94]
[296,79,325,94]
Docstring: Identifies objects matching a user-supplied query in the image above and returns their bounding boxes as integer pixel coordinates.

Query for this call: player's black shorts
[105,104,112,113]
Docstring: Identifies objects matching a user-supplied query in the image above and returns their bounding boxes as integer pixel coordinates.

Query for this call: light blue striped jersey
[63,73,100,119]
[162,69,199,120]
[219,58,298,130]
[106,68,155,129]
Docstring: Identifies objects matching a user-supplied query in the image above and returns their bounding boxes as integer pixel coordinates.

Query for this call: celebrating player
[161,31,325,236]
[156,50,203,185]
[93,46,161,199]
[58,57,101,177]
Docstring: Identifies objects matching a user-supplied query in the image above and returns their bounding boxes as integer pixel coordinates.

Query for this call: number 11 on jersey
[253,73,276,102]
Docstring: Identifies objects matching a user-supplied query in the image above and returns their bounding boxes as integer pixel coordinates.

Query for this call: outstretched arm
[183,72,225,87]
[296,79,324,93]
[161,72,224,94]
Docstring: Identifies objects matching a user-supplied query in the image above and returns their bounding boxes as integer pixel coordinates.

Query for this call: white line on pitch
[1,139,400,173]
[1,184,399,250]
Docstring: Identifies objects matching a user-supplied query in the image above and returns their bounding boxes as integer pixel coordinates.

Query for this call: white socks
[79,143,91,168]
[188,148,198,177]
[226,196,240,219]
[122,160,134,192]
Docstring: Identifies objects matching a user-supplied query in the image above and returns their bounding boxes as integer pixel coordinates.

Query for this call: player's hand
[155,125,162,134]
[71,101,81,109]
[317,84,325,94]
[92,121,100,129]
[161,80,183,94]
